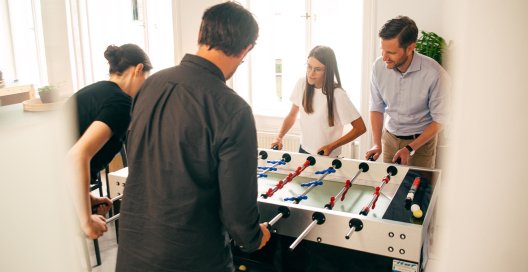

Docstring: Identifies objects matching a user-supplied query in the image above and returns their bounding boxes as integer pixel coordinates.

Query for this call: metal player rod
[296,185,318,201]
[289,221,318,250]
[360,181,388,215]
[345,218,364,239]
[106,213,120,224]
[325,162,369,210]
[92,194,124,213]
[104,194,124,224]
[265,207,291,234]
[348,162,369,184]
[369,179,390,206]
[257,150,268,160]
[286,159,341,204]
[289,212,325,251]
[345,225,357,239]
[258,163,278,177]
[268,206,291,227]
[288,177,326,203]
[324,181,350,210]
[362,188,380,213]
[359,165,398,216]
[111,194,123,202]
[268,213,284,226]
[257,153,292,178]
[333,183,350,202]
[262,156,316,198]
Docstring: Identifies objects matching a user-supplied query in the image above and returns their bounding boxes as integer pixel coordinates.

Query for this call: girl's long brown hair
[302,45,342,127]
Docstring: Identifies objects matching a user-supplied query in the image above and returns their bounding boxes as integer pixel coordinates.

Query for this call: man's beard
[393,54,408,71]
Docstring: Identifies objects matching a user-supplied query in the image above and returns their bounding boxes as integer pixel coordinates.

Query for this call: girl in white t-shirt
[271,45,366,157]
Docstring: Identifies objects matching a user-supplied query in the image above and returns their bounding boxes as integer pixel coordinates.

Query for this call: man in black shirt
[116,2,270,271]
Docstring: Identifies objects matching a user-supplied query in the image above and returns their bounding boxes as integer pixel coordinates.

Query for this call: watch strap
[405,145,415,156]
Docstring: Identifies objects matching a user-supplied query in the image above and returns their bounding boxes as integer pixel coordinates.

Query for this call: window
[75,0,174,85]
[234,0,364,117]
[0,0,174,93]
[0,0,46,86]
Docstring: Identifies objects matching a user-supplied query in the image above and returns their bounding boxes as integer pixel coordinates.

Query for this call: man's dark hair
[198,2,259,56]
[379,16,418,49]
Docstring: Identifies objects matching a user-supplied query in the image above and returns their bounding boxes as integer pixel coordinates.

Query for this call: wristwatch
[405,145,415,156]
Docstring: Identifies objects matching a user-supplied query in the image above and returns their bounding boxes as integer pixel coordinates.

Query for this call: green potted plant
[416,30,446,66]
[38,85,60,103]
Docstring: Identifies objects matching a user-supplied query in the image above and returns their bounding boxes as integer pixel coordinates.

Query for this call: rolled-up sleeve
[369,64,386,113]
[429,70,451,125]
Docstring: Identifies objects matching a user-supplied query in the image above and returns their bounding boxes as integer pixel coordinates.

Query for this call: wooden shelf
[22,97,68,112]
[0,84,35,106]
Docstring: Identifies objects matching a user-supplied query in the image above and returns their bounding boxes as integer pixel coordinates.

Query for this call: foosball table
[232,149,440,272]
[108,149,440,272]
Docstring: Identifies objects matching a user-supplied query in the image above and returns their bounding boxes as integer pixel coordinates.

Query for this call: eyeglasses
[306,64,325,74]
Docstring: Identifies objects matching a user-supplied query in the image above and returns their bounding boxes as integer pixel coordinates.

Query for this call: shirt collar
[405,51,422,74]
[181,54,226,82]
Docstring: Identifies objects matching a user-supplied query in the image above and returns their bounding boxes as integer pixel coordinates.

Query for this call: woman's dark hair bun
[103,43,152,74]
[104,45,122,66]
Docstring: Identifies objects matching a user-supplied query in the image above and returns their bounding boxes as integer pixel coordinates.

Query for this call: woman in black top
[67,44,152,239]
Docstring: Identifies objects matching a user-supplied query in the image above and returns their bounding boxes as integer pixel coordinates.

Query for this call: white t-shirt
[290,78,361,157]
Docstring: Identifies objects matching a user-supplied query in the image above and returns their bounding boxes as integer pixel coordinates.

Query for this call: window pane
[4,0,43,85]
[86,0,146,81]
[311,0,363,107]
[242,0,307,116]
[237,0,364,116]
[83,0,173,82]
[144,0,174,72]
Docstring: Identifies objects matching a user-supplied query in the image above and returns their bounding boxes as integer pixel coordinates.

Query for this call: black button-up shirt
[116,54,262,272]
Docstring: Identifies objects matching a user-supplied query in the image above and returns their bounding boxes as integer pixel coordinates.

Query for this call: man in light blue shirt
[365,16,449,168]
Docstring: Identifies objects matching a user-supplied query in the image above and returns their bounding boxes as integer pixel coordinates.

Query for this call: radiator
[257,132,299,152]
[256,132,357,159]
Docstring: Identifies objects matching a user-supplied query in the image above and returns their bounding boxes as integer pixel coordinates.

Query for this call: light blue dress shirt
[369,51,450,136]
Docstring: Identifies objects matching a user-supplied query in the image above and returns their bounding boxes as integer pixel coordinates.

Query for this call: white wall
[435,0,528,271]
[172,0,223,62]
[374,0,446,50]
